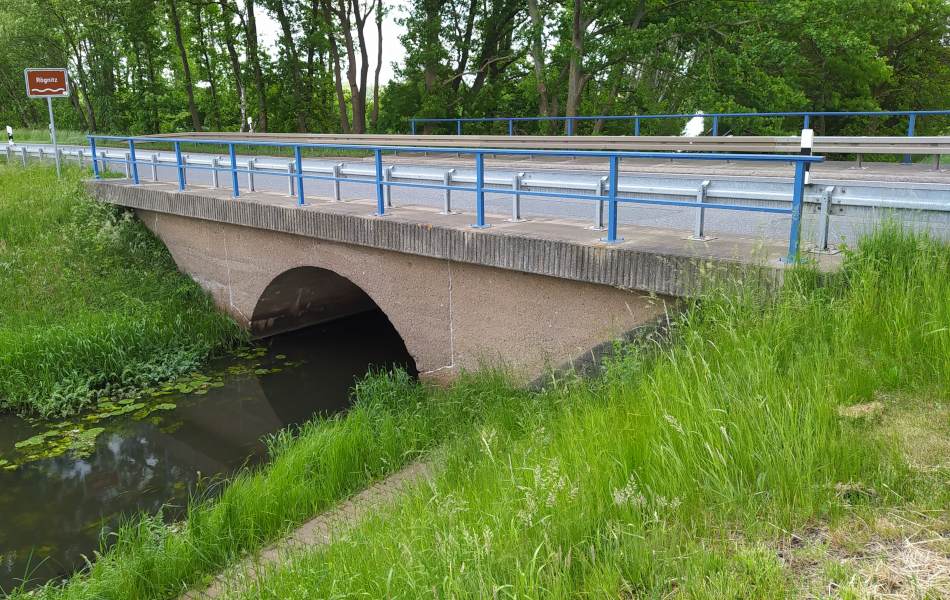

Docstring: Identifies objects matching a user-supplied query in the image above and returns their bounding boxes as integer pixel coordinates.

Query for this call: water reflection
[0,310,415,592]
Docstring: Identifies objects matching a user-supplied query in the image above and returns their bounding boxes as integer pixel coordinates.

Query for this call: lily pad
[153,403,177,411]
[275,354,286,360]
[194,389,208,395]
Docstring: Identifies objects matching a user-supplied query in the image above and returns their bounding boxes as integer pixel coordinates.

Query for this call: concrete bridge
[85,177,804,381]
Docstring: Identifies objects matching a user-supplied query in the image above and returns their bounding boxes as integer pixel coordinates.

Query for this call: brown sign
[24,69,69,98]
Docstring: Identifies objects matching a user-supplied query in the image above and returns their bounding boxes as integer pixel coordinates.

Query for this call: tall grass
[210,224,947,599]
[0,163,245,416]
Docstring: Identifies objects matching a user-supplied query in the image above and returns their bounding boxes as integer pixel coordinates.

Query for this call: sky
[255,3,408,85]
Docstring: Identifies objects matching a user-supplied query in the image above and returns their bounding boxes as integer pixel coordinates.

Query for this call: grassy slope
[0,163,245,417]
[21,225,949,600]
[237,225,946,599]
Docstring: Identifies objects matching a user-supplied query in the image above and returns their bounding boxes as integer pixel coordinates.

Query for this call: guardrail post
[384,166,393,207]
[181,155,189,185]
[211,157,220,189]
[440,169,456,215]
[904,113,916,164]
[174,142,185,191]
[783,161,808,262]
[373,149,389,215]
[689,181,712,241]
[100,150,107,173]
[150,154,159,181]
[5,146,10,163]
[586,176,607,231]
[600,156,623,243]
[471,152,489,228]
[294,146,306,206]
[128,140,139,184]
[935,154,942,171]
[247,158,256,192]
[123,151,131,178]
[76,149,84,168]
[56,148,63,171]
[507,172,526,222]
[229,143,240,197]
[38,147,45,165]
[816,186,836,252]
[286,162,295,197]
[21,147,28,167]
[332,163,343,202]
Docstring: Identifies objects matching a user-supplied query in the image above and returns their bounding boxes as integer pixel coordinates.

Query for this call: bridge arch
[250,266,380,337]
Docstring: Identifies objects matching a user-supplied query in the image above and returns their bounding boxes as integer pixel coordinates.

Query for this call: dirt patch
[839,402,885,419]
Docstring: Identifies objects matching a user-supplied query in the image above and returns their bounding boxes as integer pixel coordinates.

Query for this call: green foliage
[0,163,246,417]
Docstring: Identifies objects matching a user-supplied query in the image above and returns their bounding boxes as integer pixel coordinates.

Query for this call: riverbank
[11,222,948,599]
[0,163,245,417]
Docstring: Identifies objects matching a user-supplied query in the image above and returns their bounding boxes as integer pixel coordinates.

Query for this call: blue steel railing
[87,135,824,262]
[409,110,950,164]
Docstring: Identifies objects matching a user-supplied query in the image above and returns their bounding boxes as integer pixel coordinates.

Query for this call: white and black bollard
[800,129,814,185]
[6,126,13,146]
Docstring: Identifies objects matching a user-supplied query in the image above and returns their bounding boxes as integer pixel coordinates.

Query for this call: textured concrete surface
[87,179,840,379]
[180,461,432,600]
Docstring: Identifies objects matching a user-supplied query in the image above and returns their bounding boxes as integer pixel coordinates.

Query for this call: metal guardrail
[409,110,950,163]
[80,135,824,262]
[7,142,950,256]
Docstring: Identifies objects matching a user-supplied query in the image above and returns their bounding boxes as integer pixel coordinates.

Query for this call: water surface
[0,310,415,592]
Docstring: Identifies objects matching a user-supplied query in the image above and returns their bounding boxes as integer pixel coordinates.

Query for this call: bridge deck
[89,178,844,295]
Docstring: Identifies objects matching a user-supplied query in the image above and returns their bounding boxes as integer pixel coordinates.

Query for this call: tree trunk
[219,0,248,131]
[371,0,383,131]
[320,0,351,133]
[195,7,221,131]
[168,0,203,131]
[527,0,550,122]
[273,0,307,132]
[245,0,268,132]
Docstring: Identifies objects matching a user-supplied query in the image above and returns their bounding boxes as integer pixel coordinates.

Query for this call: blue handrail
[87,135,823,262]
[408,110,950,164]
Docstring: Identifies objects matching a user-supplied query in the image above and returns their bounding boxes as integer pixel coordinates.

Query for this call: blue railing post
[90,137,100,179]
[229,143,240,197]
[567,118,573,136]
[411,121,416,135]
[295,146,306,205]
[712,115,719,137]
[174,142,185,191]
[783,160,807,262]
[634,118,640,136]
[458,121,462,136]
[472,152,489,228]
[509,120,514,136]
[128,139,139,184]
[804,115,810,130]
[601,156,622,243]
[905,113,916,164]
[374,149,389,215]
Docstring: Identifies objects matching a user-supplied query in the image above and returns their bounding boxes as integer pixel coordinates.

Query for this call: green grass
[15,223,949,599]
[0,163,246,417]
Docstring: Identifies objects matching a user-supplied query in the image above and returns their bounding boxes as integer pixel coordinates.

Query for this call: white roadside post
[801,129,814,185]
[24,68,69,180]
[6,126,13,146]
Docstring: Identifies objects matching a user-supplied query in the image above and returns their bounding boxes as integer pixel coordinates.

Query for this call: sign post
[24,68,69,179]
